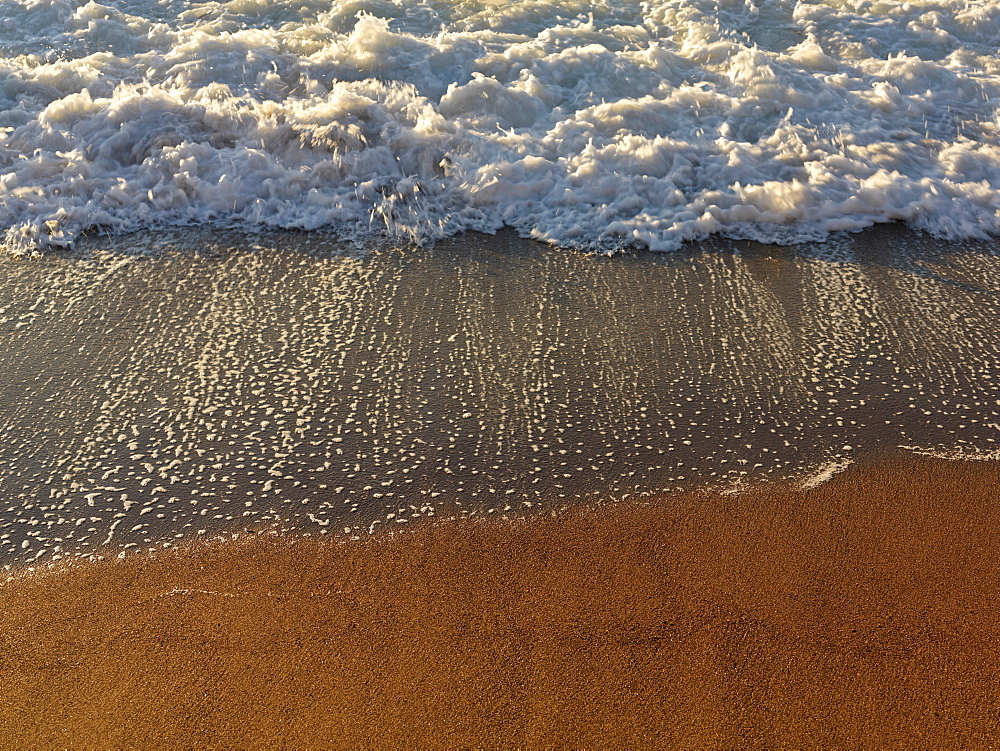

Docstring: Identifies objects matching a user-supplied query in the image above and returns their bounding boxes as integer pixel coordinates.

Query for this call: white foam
[3,0,1000,253]
[799,457,853,489]
[899,444,1000,462]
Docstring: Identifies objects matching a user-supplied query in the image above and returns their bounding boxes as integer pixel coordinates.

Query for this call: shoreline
[3,224,1000,567]
[2,454,999,746]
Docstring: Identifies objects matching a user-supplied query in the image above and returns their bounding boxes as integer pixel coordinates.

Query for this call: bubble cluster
[3,0,1000,252]
[0,226,998,568]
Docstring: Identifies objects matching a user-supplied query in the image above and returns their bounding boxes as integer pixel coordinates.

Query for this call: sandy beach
[1,230,998,746]
[2,454,998,747]
[5,0,1000,742]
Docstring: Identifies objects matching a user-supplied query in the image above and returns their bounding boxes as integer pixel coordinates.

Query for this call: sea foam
[2,0,1000,253]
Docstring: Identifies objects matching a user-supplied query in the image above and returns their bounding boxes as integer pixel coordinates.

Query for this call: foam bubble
[3,0,1000,253]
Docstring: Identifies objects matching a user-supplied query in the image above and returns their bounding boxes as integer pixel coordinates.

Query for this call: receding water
[1,226,999,568]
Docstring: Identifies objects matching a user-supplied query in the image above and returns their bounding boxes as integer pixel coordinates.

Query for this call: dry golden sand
[2,456,1000,748]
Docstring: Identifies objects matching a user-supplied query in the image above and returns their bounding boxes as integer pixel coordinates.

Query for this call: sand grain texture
[2,457,999,747]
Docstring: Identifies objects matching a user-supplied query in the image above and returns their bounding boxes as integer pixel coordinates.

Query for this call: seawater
[1,227,999,568]
[3,0,1000,252]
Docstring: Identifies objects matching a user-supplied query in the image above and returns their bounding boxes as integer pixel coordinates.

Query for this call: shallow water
[0,226,998,567]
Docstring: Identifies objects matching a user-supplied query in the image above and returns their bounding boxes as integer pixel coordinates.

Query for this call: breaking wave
[3,0,1000,253]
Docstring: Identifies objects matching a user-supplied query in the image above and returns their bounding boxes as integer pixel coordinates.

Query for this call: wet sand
[3,226,1000,567]
[2,227,1000,745]
[2,455,999,747]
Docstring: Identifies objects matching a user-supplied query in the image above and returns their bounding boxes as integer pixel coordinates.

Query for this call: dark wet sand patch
[4,226,1000,565]
[2,455,999,747]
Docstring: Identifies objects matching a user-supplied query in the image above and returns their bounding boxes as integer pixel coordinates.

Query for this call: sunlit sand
[2,456,998,746]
